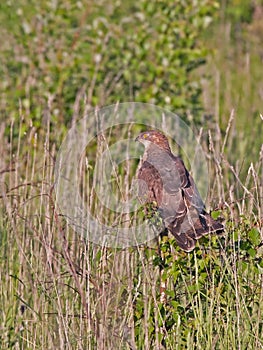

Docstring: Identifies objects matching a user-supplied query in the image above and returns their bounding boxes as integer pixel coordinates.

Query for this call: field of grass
[0,1,262,349]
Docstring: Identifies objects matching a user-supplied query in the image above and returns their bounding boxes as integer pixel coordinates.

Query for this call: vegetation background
[0,0,262,349]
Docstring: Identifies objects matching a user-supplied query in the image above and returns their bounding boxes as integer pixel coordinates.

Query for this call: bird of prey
[135,130,224,252]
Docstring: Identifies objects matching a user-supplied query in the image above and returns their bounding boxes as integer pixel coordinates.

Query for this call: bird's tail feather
[201,213,224,234]
[169,212,224,252]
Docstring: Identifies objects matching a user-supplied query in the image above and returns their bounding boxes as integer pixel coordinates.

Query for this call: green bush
[0,0,219,127]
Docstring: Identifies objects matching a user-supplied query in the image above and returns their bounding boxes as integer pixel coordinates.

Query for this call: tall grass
[0,103,262,349]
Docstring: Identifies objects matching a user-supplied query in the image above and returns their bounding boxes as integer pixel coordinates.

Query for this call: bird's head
[135,130,171,151]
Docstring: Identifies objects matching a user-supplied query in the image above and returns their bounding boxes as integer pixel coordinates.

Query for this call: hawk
[135,130,224,252]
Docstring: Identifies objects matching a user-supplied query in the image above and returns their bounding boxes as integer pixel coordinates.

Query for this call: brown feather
[136,130,224,252]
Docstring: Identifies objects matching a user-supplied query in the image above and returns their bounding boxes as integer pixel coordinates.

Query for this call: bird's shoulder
[137,160,161,182]
[137,160,163,204]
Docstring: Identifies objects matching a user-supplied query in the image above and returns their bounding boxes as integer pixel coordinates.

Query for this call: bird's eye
[143,134,148,139]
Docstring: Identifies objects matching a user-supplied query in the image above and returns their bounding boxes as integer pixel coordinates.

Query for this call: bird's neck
[144,143,172,163]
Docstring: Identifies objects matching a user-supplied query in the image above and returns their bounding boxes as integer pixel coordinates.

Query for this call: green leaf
[211,210,221,220]
[248,228,261,246]
[247,248,257,258]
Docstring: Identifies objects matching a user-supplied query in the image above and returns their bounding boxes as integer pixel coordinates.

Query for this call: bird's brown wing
[169,159,224,251]
[137,156,224,252]
[146,148,189,195]
[183,172,205,212]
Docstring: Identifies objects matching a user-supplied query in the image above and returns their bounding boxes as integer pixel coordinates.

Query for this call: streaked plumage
[136,130,224,252]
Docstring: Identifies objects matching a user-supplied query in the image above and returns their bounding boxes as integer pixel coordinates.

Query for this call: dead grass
[0,101,262,349]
